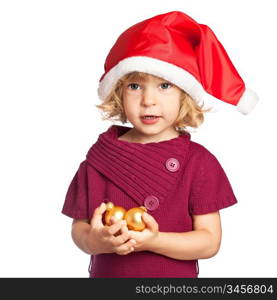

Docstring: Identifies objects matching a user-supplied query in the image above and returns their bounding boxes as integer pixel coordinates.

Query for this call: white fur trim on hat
[98,56,206,103]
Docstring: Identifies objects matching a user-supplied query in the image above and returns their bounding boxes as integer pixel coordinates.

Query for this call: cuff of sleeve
[61,207,89,219]
[189,196,237,215]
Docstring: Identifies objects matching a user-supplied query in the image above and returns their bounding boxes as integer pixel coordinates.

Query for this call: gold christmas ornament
[103,202,147,231]
[124,206,147,231]
[104,202,126,226]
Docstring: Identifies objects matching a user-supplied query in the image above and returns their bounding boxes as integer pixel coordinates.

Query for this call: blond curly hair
[95,72,211,132]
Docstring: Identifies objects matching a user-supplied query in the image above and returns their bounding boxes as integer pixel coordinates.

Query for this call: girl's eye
[160,82,172,89]
[127,83,141,90]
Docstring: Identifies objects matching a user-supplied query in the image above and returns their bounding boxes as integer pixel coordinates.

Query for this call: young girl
[62,11,258,278]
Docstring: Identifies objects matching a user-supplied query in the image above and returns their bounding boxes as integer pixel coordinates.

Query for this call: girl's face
[122,74,182,142]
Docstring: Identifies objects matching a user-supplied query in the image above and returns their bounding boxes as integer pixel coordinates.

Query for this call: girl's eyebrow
[126,77,148,83]
[126,78,172,84]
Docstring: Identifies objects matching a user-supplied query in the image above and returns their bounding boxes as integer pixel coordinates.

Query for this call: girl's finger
[120,221,129,234]
[115,240,136,255]
[117,239,136,251]
[90,203,107,227]
[113,231,130,246]
[117,247,134,256]
[104,220,125,236]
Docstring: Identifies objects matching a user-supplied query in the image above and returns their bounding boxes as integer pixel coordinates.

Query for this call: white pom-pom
[237,89,259,115]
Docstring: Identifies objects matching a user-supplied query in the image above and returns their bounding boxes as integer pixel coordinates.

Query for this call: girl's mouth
[140,116,161,124]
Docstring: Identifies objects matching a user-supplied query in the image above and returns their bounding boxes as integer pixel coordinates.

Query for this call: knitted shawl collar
[86,125,191,208]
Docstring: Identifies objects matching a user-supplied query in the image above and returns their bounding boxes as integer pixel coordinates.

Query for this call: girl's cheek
[125,90,141,97]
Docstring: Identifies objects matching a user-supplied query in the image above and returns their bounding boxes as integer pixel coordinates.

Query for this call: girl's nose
[141,88,157,106]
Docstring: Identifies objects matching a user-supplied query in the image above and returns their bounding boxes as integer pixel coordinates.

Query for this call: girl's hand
[86,203,136,255]
[127,212,159,252]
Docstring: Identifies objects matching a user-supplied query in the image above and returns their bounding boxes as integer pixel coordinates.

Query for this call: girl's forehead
[124,72,166,82]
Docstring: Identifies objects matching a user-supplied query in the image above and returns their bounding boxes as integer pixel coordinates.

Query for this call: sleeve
[189,149,238,215]
[61,160,90,219]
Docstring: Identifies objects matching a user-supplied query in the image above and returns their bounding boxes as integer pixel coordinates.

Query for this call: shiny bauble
[104,202,126,226]
[124,206,147,231]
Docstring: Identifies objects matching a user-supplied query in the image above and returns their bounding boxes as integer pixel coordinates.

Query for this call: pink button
[144,195,159,211]
[165,158,180,172]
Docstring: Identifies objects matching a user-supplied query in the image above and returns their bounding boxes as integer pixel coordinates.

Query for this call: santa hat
[98,11,258,114]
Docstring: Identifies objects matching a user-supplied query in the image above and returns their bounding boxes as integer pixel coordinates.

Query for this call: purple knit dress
[62,125,237,277]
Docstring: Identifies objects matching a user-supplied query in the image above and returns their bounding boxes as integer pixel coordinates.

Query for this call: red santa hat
[98,11,258,114]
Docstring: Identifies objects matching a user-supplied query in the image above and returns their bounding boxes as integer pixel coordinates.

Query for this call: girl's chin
[135,126,166,138]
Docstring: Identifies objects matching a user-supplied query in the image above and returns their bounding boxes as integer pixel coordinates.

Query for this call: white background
[0,0,276,277]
